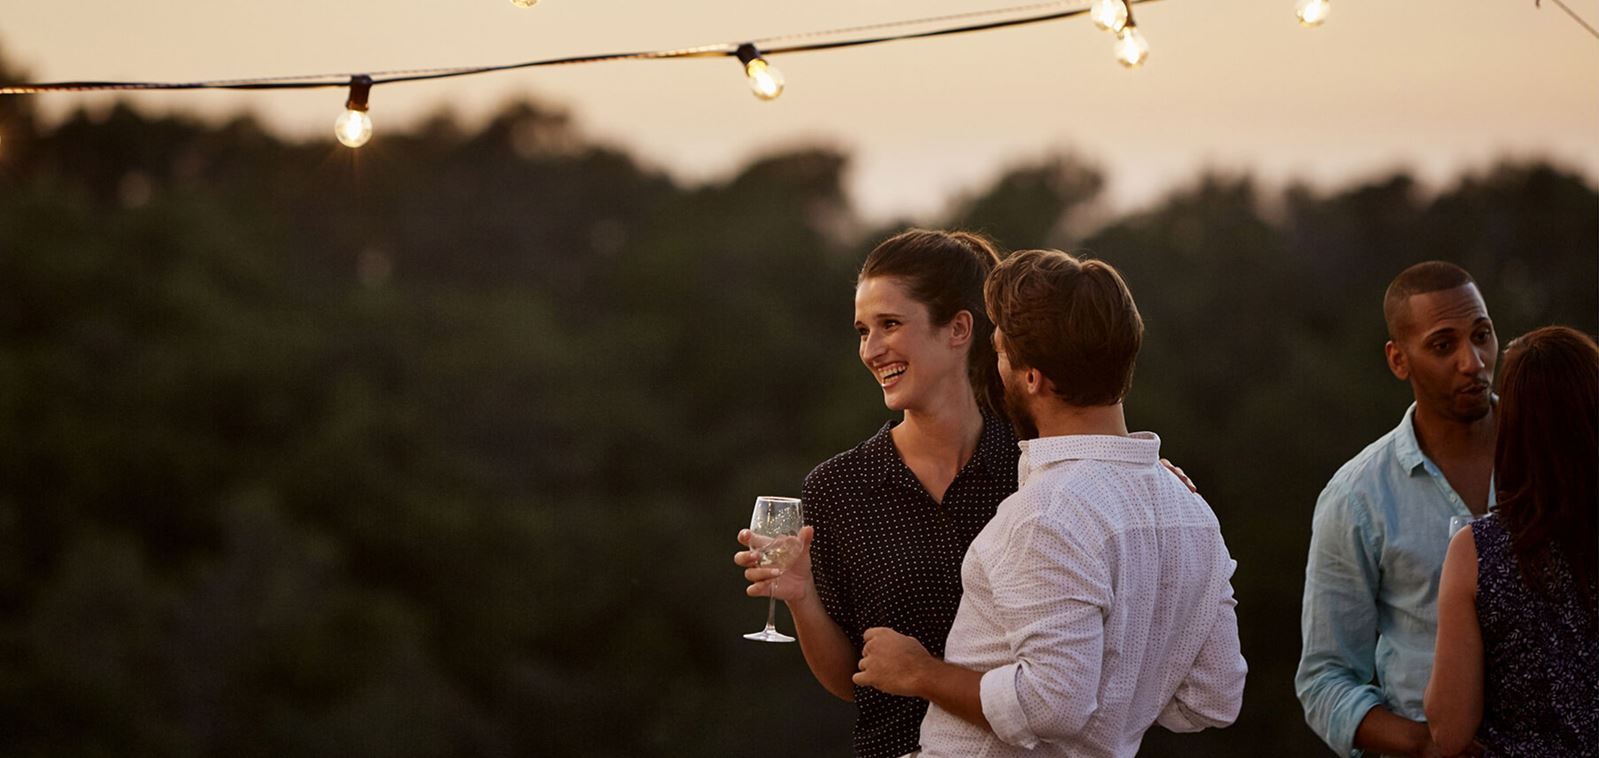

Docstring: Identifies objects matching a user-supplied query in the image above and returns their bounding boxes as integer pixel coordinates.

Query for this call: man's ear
[1385,340,1410,381]
[1025,368,1049,397]
[947,310,973,348]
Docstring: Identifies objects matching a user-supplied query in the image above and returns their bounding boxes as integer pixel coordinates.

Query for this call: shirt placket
[1420,458,1474,518]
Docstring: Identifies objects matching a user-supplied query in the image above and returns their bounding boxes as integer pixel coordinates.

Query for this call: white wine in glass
[743,496,803,643]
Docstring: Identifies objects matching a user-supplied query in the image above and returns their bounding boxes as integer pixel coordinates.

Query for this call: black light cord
[0,0,1158,95]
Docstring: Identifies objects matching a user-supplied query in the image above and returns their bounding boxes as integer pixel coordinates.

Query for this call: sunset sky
[4,0,1596,220]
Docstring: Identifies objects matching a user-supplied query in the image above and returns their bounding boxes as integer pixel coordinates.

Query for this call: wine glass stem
[764,596,778,631]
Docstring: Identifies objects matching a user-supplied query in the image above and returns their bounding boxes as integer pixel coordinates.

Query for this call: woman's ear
[948,310,974,347]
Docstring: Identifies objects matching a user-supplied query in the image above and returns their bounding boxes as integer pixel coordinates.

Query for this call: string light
[1114,24,1149,67]
[1088,0,1147,69]
[1,0,1169,126]
[735,44,784,101]
[1091,0,1129,33]
[334,75,374,148]
[1295,0,1331,27]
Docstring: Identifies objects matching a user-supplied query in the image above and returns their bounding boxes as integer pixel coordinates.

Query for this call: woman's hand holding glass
[739,495,805,642]
[736,524,815,602]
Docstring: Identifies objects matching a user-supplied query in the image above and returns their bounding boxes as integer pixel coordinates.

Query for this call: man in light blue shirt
[1297,262,1498,758]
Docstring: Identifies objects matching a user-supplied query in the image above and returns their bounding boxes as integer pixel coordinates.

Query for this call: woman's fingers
[744,567,782,583]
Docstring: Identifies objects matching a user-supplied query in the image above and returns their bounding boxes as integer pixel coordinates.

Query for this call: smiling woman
[733,229,1016,758]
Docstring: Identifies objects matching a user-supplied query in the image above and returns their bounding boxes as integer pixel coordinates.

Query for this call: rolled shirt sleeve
[1296,484,1386,757]
[978,513,1111,748]
[1157,563,1248,732]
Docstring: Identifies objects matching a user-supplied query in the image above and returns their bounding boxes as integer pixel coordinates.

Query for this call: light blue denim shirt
[1295,404,1492,757]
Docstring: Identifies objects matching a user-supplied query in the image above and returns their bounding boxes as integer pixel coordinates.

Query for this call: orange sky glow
[3,0,1596,221]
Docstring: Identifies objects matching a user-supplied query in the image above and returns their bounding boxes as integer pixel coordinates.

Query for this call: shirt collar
[862,421,921,496]
[1392,402,1500,508]
[1017,432,1162,482]
[864,413,1014,495]
[1394,402,1431,475]
[970,411,1018,480]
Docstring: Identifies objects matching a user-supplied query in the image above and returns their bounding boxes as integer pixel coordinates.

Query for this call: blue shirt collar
[1392,402,1498,508]
[1393,403,1431,476]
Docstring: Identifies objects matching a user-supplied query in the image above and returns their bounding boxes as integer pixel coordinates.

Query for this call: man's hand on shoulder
[853,627,933,697]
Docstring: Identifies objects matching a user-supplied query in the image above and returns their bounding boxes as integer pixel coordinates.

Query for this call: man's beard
[1003,380,1039,441]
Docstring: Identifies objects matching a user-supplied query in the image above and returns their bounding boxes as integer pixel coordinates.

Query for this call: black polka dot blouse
[802,413,1018,758]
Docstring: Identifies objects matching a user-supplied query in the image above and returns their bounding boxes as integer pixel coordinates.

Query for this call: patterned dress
[1472,513,1599,756]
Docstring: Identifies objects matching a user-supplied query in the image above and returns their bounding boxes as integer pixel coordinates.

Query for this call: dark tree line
[2,50,1594,756]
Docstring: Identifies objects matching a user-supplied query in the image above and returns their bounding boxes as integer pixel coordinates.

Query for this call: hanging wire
[0,0,1161,95]
[1537,0,1599,41]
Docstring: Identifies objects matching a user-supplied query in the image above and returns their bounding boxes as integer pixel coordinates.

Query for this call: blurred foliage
[2,50,1595,756]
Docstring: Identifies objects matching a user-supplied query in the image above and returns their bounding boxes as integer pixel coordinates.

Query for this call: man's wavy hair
[984,249,1143,406]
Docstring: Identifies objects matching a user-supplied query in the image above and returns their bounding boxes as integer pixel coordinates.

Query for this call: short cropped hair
[1382,261,1477,340]
[984,249,1143,406]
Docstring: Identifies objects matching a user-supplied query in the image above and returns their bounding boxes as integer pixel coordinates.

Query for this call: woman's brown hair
[1493,325,1599,606]
[859,229,1005,418]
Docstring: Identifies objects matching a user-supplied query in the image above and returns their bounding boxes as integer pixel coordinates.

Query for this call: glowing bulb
[1091,0,1129,33]
[335,109,372,148]
[1296,0,1330,27]
[745,59,785,101]
[733,44,785,101]
[510,0,539,6]
[1114,25,1149,68]
[335,75,375,149]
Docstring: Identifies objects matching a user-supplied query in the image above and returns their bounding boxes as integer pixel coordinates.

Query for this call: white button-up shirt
[919,433,1247,758]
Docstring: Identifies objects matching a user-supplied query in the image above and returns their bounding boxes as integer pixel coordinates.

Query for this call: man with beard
[1296,261,1497,758]
[851,249,1246,757]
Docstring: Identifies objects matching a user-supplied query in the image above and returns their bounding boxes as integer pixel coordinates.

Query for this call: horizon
[9,93,1592,231]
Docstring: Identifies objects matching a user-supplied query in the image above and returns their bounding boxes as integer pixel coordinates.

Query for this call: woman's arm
[737,526,859,701]
[1423,527,1483,756]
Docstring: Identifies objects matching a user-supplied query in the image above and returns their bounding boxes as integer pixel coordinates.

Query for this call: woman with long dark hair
[734,229,1014,758]
[1424,325,1599,756]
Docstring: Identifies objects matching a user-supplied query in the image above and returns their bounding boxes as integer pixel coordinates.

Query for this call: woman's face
[854,276,967,412]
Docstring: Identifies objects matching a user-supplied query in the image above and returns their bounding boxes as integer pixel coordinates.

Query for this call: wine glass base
[743,628,796,643]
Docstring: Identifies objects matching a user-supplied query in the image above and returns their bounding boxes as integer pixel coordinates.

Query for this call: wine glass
[743,496,803,643]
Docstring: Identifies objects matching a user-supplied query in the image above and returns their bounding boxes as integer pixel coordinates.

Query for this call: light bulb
[745,58,785,101]
[1091,0,1129,33]
[335,75,375,149]
[510,0,539,6]
[1295,0,1330,27]
[335,109,373,148]
[1114,26,1149,68]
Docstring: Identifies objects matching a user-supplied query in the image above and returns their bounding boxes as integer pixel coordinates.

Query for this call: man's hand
[1416,738,1484,758]
[1357,709,1481,758]
[852,627,933,697]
